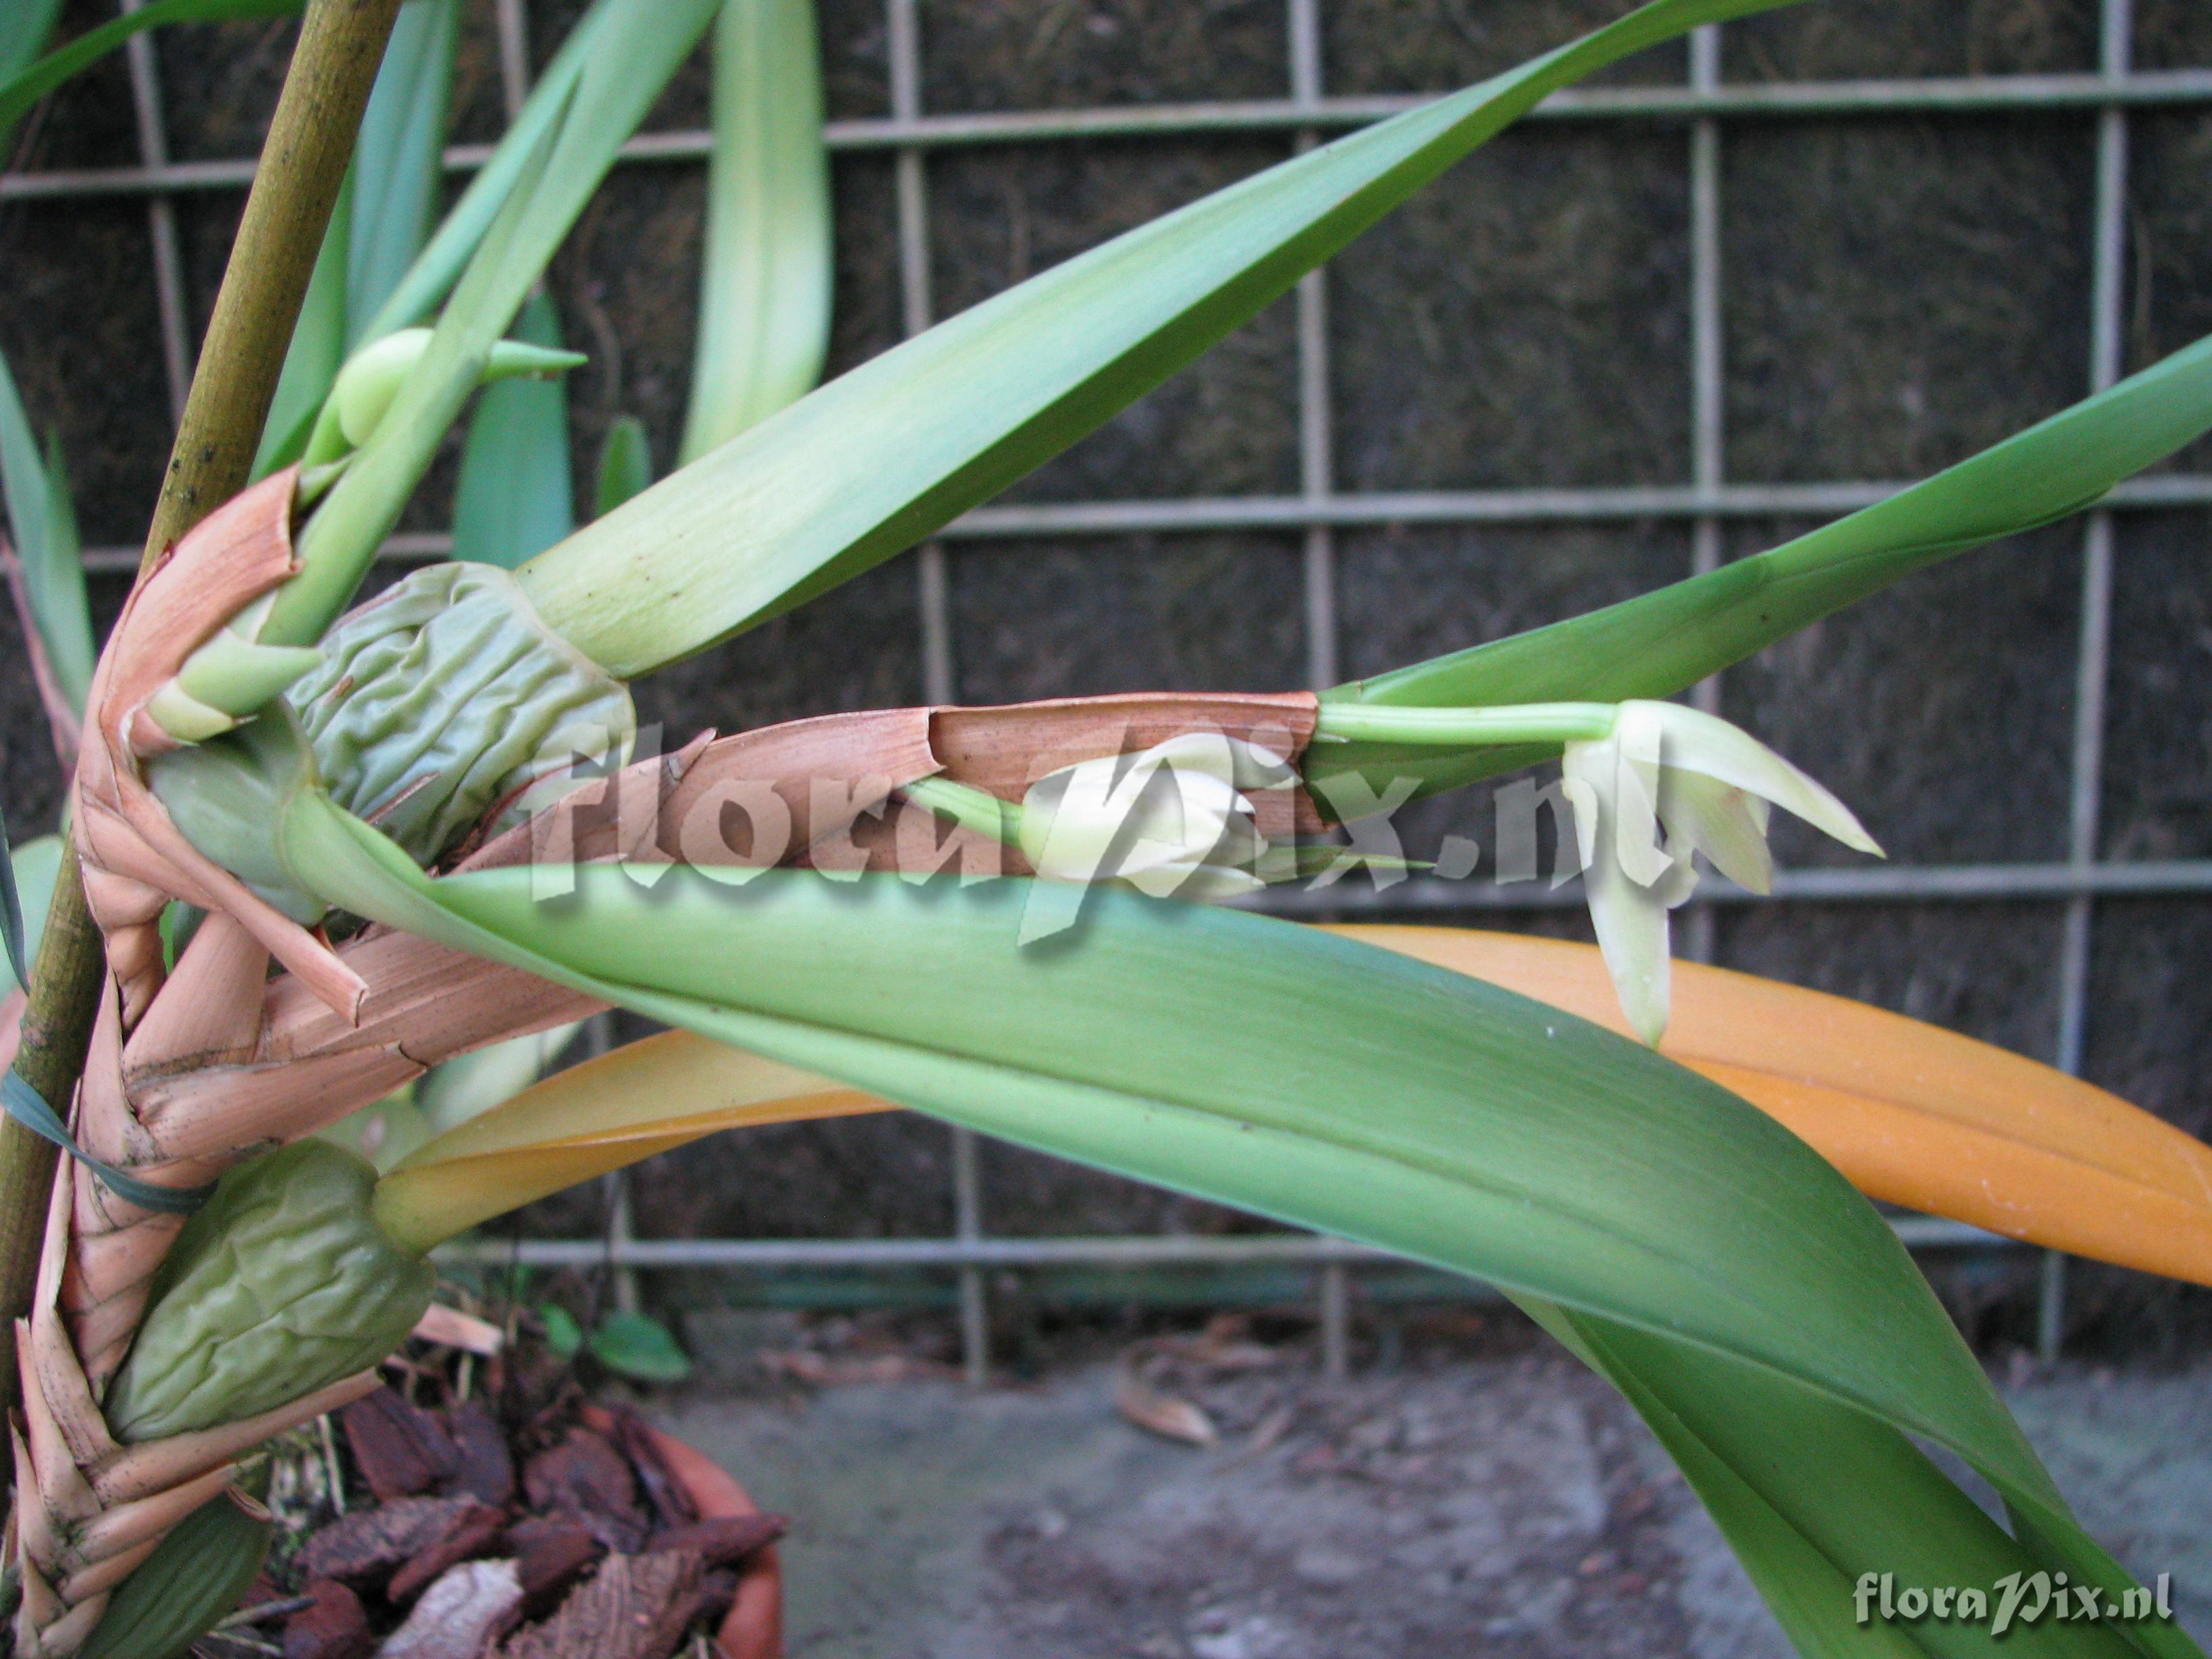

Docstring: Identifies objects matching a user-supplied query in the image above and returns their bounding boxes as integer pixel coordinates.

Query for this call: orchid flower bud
[302,327,588,468]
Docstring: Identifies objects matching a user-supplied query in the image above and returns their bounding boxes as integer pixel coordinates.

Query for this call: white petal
[1658,771,1773,894]
[1145,730,1242,787]
[1583,834,1673,1046]
[1225,741,1298,792]
[1636,702,1882,857]
[1019,736,1259,884]
[1559,742,1608,878]
[1608,706,1678,888]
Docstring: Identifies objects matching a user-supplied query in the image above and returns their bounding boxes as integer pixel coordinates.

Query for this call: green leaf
[417,1022,580,1136]
[512,0,1811,679]
[80,1478,271,1659]
[595,414,653,518]
[352,0,615,346]
[1310,329,2212,808]
[263,0,721,645]
[678,0,832,464]
[588,1310,693,1384]
[451,291,575,569]
[253,171,353,479]
[346,0,461,343]
[0,0,302,142]
[281,795,2194,1659]
[0,0,64,87]
[1520,1296,2175,1659]
[315,1092,434,1174]
[0,342,93,714]
[0,832,63,999]
[539,1302,583,1359]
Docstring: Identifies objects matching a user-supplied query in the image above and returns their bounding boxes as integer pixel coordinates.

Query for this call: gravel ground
[652,1343,2212,1658]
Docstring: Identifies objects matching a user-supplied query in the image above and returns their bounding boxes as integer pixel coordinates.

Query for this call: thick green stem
[901,777,1019,846]
[1309,701,1620,747]
[0,0,403,1413]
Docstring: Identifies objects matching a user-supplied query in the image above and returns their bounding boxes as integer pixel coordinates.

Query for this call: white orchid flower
[1561,701,1881,1046]
[1018,731,1294,906]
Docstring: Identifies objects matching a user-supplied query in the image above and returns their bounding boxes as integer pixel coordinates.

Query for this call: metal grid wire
[29,0,2212,1376]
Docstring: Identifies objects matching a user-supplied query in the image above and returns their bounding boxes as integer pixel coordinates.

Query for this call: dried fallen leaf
[1113,1350,1218,1448]
[412,1303,506,1357]
[377,1558,524,1659]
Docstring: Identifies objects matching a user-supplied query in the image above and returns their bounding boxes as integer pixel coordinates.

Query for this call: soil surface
[653,1347,2212,1658]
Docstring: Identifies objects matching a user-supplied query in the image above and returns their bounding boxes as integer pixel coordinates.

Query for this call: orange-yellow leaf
[1333,924,2212,1287]
[373,1031,884,1251]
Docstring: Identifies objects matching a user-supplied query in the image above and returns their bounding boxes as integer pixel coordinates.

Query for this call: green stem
[0,0,403,1414]
[901,777,1020,846]
[1309,701,1620,747]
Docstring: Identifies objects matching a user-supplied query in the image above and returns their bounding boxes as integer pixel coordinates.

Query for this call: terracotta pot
[580,1406,782,1659]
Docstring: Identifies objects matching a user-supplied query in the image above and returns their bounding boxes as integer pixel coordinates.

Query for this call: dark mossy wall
[4,0,2210,1352]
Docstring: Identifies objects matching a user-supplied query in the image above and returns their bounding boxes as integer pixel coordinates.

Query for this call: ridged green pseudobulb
[287,560,635,867]
[81,1472,270,1659]
[104,1141,434,1444]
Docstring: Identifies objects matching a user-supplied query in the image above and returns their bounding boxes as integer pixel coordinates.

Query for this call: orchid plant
[3,1,2212,1657]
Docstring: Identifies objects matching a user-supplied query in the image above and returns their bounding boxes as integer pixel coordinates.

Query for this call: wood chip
[606,1409,696,1530]
[443,1399,518,1509]
[283,1579,372,1659]
[376,1559,524,1659]
[495,1551,703,1659]
[343,1387,461,1502]
[507,1515,603,1619]
[301,1495,481,1591]
[645,1513,786,1571]
[523,1427,648,1553]
[386,1499,507,1605]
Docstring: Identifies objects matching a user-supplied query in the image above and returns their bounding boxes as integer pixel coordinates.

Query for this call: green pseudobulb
[104,1141,434,1443]
[286,560,634,865]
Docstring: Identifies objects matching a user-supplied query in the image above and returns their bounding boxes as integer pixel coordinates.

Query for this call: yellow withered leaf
[372,1031,882,1252]
[1333,925,2212,1288]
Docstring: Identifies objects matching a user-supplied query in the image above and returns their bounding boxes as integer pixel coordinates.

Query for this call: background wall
[4,0,2210,1356]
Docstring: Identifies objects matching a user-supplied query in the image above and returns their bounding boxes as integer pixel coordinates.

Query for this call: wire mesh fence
[5,0,2211,1375]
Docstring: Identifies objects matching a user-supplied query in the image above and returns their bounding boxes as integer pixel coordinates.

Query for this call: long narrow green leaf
[0,0,302,140]
[0,834,66,1000]
[252,171,353,479]
[678,0,832,464]
[1523,1296,2182,1659]
[594,414,653,518]
[262,0,720,646]
[1309,330,2212,806]
[351,0,617,344]
[450,291,575,569]
[346,0,460,341]
[0,344,92,712]
[512,0,1811,680]
[277,793,2193,1659]
[0,0,64,87]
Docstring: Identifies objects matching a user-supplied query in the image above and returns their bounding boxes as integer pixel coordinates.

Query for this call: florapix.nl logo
[1854,1570,2175,1637]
